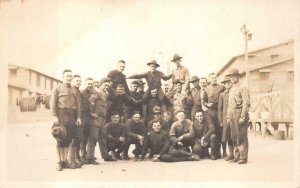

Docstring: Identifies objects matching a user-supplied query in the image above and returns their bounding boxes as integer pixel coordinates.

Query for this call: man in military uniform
[106,113,128,160]
[79,78,94,163]
[137,79,146,95]
[86,78,116,165]
[226,68,250,164]
[192,110,217,159]
[124,112,146,160]
[168,54,190,94]
[107,60,130,94]
[202,73,225,159]
[168,110,199,161]
[143,88,166,125]
[218,76,234,161]
[167,79,193,121]
[147,106,172,134]
[124,80,143,121]
[71,75,84,167]
[163,83,170,94]
[107,83,141,123]
[50,69,81,171]
[189,75,203,121]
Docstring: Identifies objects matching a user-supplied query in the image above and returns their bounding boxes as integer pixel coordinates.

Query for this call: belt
[58,107,76,111]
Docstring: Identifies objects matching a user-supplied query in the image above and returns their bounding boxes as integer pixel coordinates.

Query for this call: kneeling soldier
[124,111,146,160]
[192,110,217,160]
[106,113,128,160]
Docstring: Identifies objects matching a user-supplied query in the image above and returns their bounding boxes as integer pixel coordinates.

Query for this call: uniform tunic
[190,86,204,120]
[141,130,170,159]
[172,92,193,120]
[169,119,194,147]
[50,83,81,147]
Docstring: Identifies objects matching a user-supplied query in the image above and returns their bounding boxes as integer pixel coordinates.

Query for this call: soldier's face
[230,75,239,84]
[103,82,110,91]
[224,81,232,89]
[131,83,139,92]
[152,122,161,133]
[132,113,141,123]
[176,112,185,122]
[85,80,94,90]
[150,65,157,72]
[199,79,207,89]
[150,89,158,97]
[117,85,125,93]
[117,62,125,72]
[209,74,217,85]
[175,83,182,92]
[195,112,204,122]
[111,115,120,123]
[63,71,72,83]
[72,77,81,88]
[174,59,181,67]
[192,80,199,88]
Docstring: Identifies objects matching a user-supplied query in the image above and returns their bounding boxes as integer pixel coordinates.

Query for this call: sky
[0,0,298,81]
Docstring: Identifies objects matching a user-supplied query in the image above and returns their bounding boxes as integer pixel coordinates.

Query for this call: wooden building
[216,40,294,135]
[8,64,61,107]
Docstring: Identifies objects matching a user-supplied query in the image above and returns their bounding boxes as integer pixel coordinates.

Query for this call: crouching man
[192,110,217,160]
[124,112,146,160]
[106,113,128,160]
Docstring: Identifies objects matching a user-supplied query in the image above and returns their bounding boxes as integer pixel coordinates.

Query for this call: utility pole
[240,24,252,88]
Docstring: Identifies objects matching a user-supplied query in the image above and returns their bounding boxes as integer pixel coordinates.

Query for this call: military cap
[51,122,67,142]
[189,75,200,83]
[221,75,231,84]
[137,79,146,85]
[147,60,160,67]
[131,80,140,86]
[171,53,183,62]
[153,106,162,114]
[174,109,185,115]
[226,68,246,77]
[173,79,184,85]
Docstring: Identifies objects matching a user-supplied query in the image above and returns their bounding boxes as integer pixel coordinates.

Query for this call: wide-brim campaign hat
[131,80,140,86]
[173,79,184,85]
[147,60,160,67]
[51,122,67,142]
[189,75,200,83]
[221,75,231,84]
[137,79,146,85]
[171,54,183,62]
[226,68,246,77]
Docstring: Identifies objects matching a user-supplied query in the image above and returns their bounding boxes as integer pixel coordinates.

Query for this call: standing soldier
[189,75,203,121]
[86,78,116,165]
[226,68,250,164]
[218,76,234,161]
[71,75,84,167]
[50,69,81,171]
[124,80,143,121]
[168,54,190,94]
[202,73,225,159]
[107,60,130,94]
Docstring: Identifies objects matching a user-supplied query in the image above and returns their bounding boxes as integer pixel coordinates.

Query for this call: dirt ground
[0,111,297,188]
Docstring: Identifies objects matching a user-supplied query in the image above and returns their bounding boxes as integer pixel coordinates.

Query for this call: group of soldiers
[50,53,250,171]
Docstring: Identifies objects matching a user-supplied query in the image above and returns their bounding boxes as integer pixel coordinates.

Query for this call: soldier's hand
[227,118,230,125]
[239,117,245,125]
[207,103,213,108]
[220,122,223,127]
[120,137,125,142]
[177,136,184,141]
[177,141,183,146]
[77,118,82,126]
[53,116,59,123]
[91,113,98,118]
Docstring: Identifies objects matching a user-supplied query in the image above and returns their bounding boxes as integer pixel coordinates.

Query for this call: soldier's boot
[56,161,63,171]
[62,147,69,168]
[69,146,81,169]
[224,144,234,161]
[221,142,228,158]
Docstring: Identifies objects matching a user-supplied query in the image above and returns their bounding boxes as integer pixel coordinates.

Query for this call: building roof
[9,64,61,83]
[249,58,294,72]
[216,39,294,76]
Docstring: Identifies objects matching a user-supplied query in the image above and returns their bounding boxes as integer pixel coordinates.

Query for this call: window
[259,69,270,81]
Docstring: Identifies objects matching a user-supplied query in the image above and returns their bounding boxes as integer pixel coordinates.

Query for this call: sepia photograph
[0,0,299,187]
